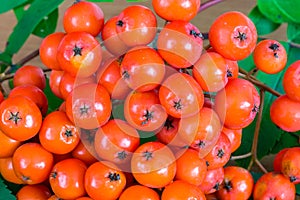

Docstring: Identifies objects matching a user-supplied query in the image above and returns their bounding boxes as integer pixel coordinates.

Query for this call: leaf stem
[198,0,226,13]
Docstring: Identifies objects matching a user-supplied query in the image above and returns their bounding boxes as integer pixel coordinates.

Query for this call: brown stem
[198,0,226,13]
[204,44,211,50]
[247,67,259,77]
[16,49,39,67]
[248,89,268,173]
[0,49,40,83]
[239,68,282,97]
[254,158,268,174]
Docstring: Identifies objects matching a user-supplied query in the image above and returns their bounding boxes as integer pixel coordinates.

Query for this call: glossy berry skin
[101,16,128,56]
[152,0,201,21]
[94,119,140,167]
[253,39,287,74]
[175,148,207,186]
[97,58,132,100]
[273,148,289,172]
[161,180,206,200]
[214,78,260,130]
[120,46,165,92]
[165,107,221,152]
[204,132,232,170]
[280,147,300,184]
[39,32,65,70]
[209,11,257,61]
[159,73,204,118]
[9,84,48,116]
[119,185,160,200]
[0,157,24,184]
[155,116,180,145]
[49,158,87,199]
[13,65,46,90]
[63,1,104,37]
[0,129,21,158]
[131,141,176,188]
[0,96,42,141]
[16,184,51,200]
[199,167,224,194]
[57,31,102,78]
[283,60,300,102]
[193,51,228,92]
[59,72,95,100]
[221,127,242,153]
[217,166,254,200]
[124,90,167,132]
[65,83,111,130]
[12,143,54,184]
[39,111,80,155]
[49,70,64,99]
[253,172,295,200]
[116,5,157,47]
[157,21,203,68]
[226,59,239,79]
[84,161,126,200]
[186,107,222,158]
[71,141,98,166]
[270,95,300,132]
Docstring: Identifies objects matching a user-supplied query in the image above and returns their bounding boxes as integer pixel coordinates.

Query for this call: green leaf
[248,6,281,36]
[32,9,59,38]
[296,184,300,196]
[270,132,299,154]
[238,53,255,72]
[0,52,12,73]
[111,100,126,121]
[257,0,290,23]
[5,0,63,56]
[0,176,17,200]
[13,0,34,20]
[274,1,300,23]
[0,0,27,14]
[251,171,263,183]
[13,3,59,38]
[287,23,300,44]
[258,0,300,24]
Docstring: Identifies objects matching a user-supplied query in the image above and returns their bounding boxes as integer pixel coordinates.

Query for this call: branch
[239,68,282,97]
[247,89,268,174]
[0,49,40,80]
[16,49,39,67]
[231,152,252,160]
[198,0,226,13]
